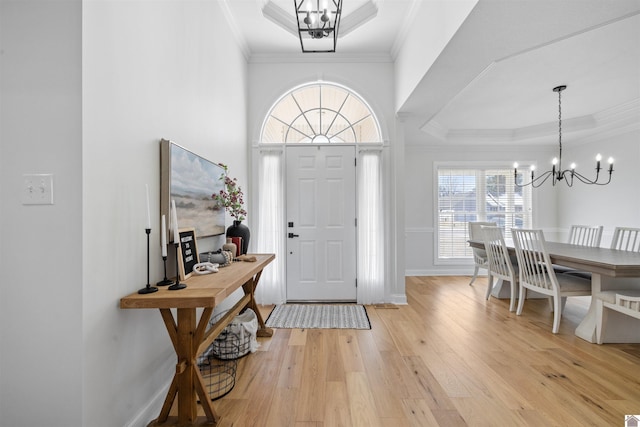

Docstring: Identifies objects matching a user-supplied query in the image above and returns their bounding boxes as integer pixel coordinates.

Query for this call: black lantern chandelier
[514,85,614,187]
[295,0,342,53]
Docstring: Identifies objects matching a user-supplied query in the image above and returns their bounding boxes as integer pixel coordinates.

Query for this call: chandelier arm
[571,169,613,186]
[561,170,574,187]
[531,171,555,188]
[515,170,554,188]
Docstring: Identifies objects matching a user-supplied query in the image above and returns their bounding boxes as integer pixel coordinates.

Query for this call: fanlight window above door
[261,82,382,144]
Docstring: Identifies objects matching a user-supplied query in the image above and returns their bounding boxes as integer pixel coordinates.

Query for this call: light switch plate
[22,174,54,205]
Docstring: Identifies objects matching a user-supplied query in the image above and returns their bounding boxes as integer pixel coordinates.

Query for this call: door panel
[286,145,357,301]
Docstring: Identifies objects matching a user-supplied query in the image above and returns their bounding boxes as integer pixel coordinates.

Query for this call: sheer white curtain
[357,150,385,304]
[255,150,286,304]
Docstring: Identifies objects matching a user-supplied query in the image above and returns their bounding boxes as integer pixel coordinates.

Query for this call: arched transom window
[261,82,382,144]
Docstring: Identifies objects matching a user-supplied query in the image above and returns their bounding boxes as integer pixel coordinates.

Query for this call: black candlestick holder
[168,242,186,290]
[138,228,159,294]
[156,254,174,286]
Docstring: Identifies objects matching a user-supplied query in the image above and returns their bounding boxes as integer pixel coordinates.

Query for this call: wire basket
[210,328,251,360]
[197,332,240,401]
[209,309,255,359]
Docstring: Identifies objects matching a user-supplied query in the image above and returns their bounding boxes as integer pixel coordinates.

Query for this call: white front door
[286,145,357,301]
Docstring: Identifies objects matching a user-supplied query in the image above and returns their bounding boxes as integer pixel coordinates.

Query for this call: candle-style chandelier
[294,0,342,53]
[514,85,614,187]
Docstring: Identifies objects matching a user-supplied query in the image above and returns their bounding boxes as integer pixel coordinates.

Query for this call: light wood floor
[199,276,640,426]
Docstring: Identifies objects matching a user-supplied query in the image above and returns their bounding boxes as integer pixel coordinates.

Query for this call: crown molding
[419,99,640,145]
[340,1,378,37]
[219,0,251,60]
[419,119,448,140]
[262,0,297,38]
[390,0,422,60]
[249,52,393,64]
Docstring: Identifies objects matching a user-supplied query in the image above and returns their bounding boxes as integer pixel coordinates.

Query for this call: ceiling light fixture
[295,0,342,53]
[514,85,614,187]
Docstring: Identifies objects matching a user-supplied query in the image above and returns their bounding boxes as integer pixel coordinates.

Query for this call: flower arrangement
[212,164,247,221]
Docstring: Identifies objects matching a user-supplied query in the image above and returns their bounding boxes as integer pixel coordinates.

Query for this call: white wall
[246,60,406,302]
[559,130,640,246]
[403,127,559,275]
[82,2,248,425]
[394,0,477,110]
[0,1,247,426]
[0,1,83,426]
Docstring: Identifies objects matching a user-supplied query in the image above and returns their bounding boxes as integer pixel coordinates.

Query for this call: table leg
[177,309,198,423]
[242,270,273,337]
[575,274,600,343]
[151,308,223,426]
[577,273,640,343]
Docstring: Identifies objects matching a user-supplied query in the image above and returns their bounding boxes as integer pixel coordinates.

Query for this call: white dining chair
[610,227,640,252]
[511,229,592,334]
[595,290,640,344]
[568,225,604,247]
[482,226,518,311]
[557,224,604,277]
[468,221,496,286]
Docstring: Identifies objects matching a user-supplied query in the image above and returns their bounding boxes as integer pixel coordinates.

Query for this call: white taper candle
[145,184,151,229]
[161,214,167,257]
[171,199,179,243]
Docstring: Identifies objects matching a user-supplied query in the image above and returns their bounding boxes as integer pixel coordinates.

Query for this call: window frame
[259,81,383,145]
[433,161,534,264]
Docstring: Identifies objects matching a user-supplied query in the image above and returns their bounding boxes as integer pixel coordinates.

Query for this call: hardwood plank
[264,387,299,427]
[346,371,381,427]
[295,329,328,423]
[288,328,308,346]
[276,345,305,389]
[337,331,365,373]
[401,398,442,427]
[357,329,407,419]
[323,381,352,427]
[324,331,347,382]
[198,276,640,426]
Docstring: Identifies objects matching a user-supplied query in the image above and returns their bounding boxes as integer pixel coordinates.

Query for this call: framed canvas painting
[160,139,225,242]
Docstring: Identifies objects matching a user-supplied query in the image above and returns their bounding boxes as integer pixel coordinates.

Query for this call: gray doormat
[265,304,371,329]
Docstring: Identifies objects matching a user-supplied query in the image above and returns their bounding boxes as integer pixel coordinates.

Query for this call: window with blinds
[436,165,532,260]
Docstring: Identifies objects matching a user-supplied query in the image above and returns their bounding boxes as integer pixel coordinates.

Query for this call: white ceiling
[222,0,640,145]
[223,0,417,57]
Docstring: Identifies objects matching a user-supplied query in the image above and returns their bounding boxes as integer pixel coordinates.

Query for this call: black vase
[226,220,250,255]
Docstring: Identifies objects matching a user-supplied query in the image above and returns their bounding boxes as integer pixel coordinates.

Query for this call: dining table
[468,239,640,343]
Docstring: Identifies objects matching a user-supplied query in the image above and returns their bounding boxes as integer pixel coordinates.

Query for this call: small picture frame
[177,228,199,281]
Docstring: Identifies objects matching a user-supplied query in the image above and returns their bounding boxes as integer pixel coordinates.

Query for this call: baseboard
[123,378,172,427]
[405,269,485,277]
[389,293,407,305]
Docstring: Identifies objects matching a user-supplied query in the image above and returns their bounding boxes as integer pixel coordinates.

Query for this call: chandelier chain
[558,87,562,169]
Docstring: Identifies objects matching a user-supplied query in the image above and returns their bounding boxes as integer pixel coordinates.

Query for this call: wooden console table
[120,253,275,426]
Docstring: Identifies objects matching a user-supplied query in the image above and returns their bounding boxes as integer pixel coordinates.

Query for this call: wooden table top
[120,253,275,309]
[469,240,640,278]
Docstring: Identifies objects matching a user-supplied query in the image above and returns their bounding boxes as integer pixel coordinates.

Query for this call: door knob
[288,233,299,238]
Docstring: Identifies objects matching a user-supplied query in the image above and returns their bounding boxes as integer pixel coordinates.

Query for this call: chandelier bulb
[608,157,614,164]
[570,163,576,170]
[530,165,536,171]
[552,157,558,166]
[595,153,602,162]
[321,9,329,22]
[513,162,519,169]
